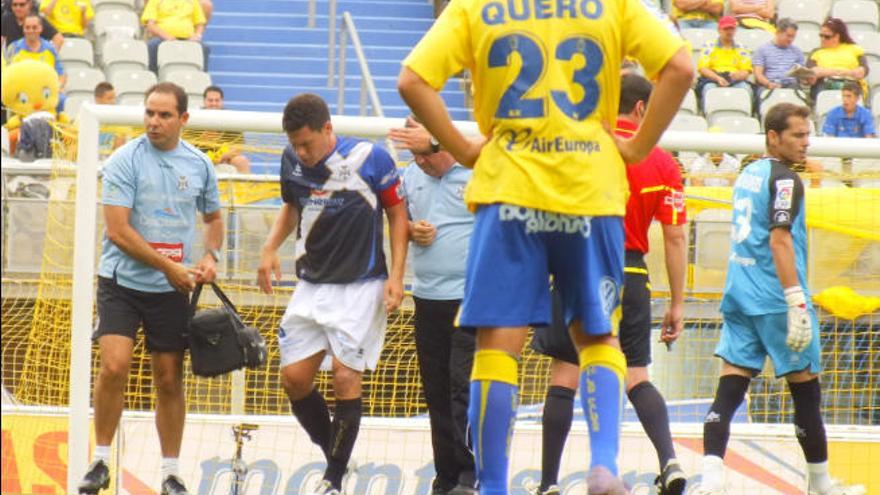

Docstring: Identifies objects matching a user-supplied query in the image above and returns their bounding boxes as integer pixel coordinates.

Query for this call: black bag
[187,283,267,377]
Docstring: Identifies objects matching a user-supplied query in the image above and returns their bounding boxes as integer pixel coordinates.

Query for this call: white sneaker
[808,480,867,495]
[306,480,340,495]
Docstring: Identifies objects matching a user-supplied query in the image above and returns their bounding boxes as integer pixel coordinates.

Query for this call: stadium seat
[93,10,139,50]
[831,0,880,31]
[163,70,212,98]
[681,28,717,61]
[873,93,880,127]
[92,0,136,14]
[157,41,204,80]
[712,115,762,134]
[852,31,880,64]
[680,90,699,116]
[867,61,880,99]
[64,68,107,98]
[189,95,205,109]
[102,39,148,80]
[759,88,806,120]
[670,113,709,132]
[693,208,732,292]
[793,29,820,55]
[815,89,844,130]
[778,0,825,31]
[59,38,94,71]
[63,94,93,120]
[737,29,774,52]
[704,86,753,122]
[111,70,158,104]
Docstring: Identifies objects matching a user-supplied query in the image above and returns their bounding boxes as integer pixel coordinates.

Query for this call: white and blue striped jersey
[280,136,403,284]
[720,158,810,315]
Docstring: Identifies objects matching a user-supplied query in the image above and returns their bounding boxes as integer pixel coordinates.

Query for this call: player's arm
[661,222,687,342]
[257,203,299,294]
[769,227,798,288]
[384,201,409,312]
[194,209,223,284]
[104,205,197,292]
[617,48,694,164]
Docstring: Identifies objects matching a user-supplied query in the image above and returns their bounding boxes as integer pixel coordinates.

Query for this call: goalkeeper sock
[578,344,626,476]
[806,461,833,493]
[789,378,828,463]
[325,397,362,490]
[469,349,519,495]
[160,457,179,479]
[540,385,575,491]
[700,455,724,491]
[703,374,750,458]
[627,381,676,471]
[93,444,111,463]
[290,388,332,458]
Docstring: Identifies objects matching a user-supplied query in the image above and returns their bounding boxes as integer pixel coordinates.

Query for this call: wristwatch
[429,136,440,154]
[206,248,220,262]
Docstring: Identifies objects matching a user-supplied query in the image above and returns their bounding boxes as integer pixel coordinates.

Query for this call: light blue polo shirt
[402,162,474,300]
[99,135,221,293]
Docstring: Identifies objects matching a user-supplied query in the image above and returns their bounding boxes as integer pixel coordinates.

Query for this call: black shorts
[94,276,190,352]
[530,251,653,367]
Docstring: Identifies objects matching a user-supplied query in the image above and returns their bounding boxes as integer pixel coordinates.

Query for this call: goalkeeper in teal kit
[694,103,864,495]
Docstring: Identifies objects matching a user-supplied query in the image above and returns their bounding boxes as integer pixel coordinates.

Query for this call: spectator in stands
[7,14,66,90]
[200,85,251,174]
[94,81,116,105]
[94,81,129,154]
[696,16,753,109]
[729,0,776,32]
[822,82,876,138]
[141,0,208,74]
[1,0,63,51]
[805,18,869,100]
[752,18,805,97]
[39,0,93,38]
[671,0,723,30]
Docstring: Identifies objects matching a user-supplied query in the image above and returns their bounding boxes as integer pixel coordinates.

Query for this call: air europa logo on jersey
[499,205,593,237]
[500,128,601,155]
[481,0,603,25]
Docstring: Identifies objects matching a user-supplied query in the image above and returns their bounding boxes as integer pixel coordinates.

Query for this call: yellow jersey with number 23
[404,0,684,217]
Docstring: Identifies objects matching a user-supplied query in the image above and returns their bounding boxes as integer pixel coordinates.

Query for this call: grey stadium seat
[669,113,709,132]
[111,70,158,104]
[815,90,844,131]
[704,86,753,123]
[63,94,94,120]
[93,9,139,48]
[712,115,762,134]
[873,93,880,130]
[831,0,880,31]
[679,90,699,116]
[737,29,773,52]
[102,39,148,80]
[64,68,106,98]
[157,41,204,80]
[793,29,820,55]
[759,88,806,119]
[778,0,825,31]
[92,0,137,14]
[59,38,94,71]
[868,61,880,98]
[851,31,880,64]
[162,70,212,98]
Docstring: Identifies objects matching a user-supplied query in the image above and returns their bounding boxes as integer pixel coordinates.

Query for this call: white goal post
[68,103,880,493]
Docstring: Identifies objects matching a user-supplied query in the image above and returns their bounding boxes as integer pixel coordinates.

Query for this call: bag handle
[190,283,242,322]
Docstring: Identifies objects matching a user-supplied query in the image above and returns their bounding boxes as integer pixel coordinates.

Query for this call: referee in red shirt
[529,74,689,495]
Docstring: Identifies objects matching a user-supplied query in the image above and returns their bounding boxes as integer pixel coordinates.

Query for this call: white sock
[93,445,111,463]
[701,455,725,490]
[807,461,832,492]
[160,458,179,480]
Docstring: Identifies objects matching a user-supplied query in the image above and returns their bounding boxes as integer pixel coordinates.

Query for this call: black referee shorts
[530,250,653,367]
[93,276,190,352]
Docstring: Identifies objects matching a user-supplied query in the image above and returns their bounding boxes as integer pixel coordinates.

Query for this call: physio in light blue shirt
[402,151,473,300]
[99,134,221,292]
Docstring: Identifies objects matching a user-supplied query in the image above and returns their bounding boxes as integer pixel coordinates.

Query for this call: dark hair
[763,103,811,143]
[776,17,798,32]
[841,81,861,96]
[94,81,114,98]
[22,12,40,23]
[144,82,188,115]
[822,17,856,45]
[203,85,223,99]
[282,93,330,133]
[618,73,653,115]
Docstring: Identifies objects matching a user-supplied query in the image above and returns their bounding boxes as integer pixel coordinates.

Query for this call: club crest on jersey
[774,179,794,209]
[599,277,619,318]
[336,164,352,182]
[774,210,790,224]
[664,190,685,212]
[177,175,189,191]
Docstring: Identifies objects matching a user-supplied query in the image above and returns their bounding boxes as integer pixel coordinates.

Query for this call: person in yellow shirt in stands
[397,0,694,492]
[39,0,93,37]
[672,0,723,30]
[696,16,753,110]
[141,0,208,74]
[804,17,869,101]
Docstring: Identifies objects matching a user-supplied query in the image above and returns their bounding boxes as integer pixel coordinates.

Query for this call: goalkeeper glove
[784,286,812,353]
